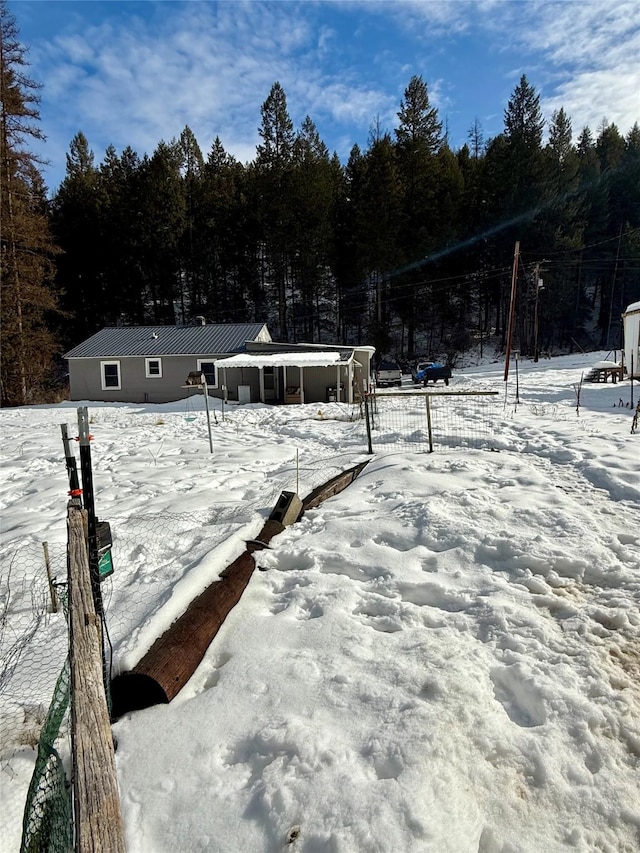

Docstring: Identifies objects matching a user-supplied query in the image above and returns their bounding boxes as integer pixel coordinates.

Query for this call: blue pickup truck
[412,361,452,386]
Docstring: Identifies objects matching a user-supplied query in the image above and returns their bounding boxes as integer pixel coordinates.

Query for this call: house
[64,324,375,405]
[64,323,272,404]
[622,301,640,379]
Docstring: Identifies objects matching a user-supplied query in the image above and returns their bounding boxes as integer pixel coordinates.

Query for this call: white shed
[622,301,640,378]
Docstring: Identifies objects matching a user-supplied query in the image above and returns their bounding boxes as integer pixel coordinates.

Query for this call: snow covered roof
[622,301,640,316]
[218,351,355,369]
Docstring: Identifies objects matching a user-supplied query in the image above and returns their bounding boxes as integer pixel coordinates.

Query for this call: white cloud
[481,0,640,136]
[31,0,407,183]
[543,68,640,137]
[355,0,472,34]
[34,2,303,174]
[383,0,640,138]
[22,0,640,192]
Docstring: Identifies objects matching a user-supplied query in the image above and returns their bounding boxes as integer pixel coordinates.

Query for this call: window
[145,358,162,378]
[197,359,218,388]
[100,361,121,390]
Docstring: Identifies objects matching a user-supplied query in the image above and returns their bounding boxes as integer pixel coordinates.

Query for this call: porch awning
[218,351,355,369]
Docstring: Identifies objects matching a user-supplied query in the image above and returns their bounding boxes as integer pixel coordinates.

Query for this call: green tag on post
[98,550,113,580]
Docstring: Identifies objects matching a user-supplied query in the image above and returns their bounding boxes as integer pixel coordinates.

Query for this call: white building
[622,301,640,379]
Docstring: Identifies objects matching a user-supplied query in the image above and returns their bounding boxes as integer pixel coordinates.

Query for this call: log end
[110,672,169,720]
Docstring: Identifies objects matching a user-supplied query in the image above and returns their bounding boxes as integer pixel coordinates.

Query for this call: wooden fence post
[364,395,373,454]
[425,394,434,453]
[68,502,125,853]
[42,541,59,613]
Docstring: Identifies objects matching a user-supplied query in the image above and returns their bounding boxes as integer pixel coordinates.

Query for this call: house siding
[70,355,232,403]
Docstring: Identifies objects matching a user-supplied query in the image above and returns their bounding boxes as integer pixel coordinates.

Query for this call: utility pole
[504,241,520,382]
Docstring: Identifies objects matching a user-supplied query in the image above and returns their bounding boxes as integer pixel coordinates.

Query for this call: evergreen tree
[479,76,546,347]
[332,144,367,343]
[596,121,625,173]
[502,73,546,218]
[467,118,485,160]
[201,137,260,321]
[99,144,146,324]
[393,75,442,355]
[256,81,295,167]
[358,133,401,355]
[546,108,573,165]
[51,132,105,343]
[290,116,336,340]
[255,82,296,338]
[538,109,584,351]
[177,125,205,320]
[138,140,186,323]
[1,0,60,405]
[504,74,544,148]
[395,75,442,155]
[621,123,640,229]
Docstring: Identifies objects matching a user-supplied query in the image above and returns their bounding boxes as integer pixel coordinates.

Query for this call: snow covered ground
[1,353,639,852]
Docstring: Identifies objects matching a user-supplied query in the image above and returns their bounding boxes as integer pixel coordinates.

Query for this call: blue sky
[11,0,640,194]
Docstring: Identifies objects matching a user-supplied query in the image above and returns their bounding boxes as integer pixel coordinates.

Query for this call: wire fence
[19,658,72,853]
[0,542,69,853]
[365,391,501,454]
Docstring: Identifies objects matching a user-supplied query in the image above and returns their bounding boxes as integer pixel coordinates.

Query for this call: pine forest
[2,1,639,406]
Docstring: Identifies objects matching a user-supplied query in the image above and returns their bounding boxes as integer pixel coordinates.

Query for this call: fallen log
[110,461,370,718]
[302,460,370,511]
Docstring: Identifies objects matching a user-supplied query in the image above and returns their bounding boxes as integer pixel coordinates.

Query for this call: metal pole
[515,352,520,404]
[61,423,82,497]
[202,379,214,454]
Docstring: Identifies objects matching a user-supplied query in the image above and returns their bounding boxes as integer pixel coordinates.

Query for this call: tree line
[2,0,639,405]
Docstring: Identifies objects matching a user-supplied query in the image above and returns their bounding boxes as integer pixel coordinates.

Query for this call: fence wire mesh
[367,391,500,453]
[0,542,70,853]
[19,659,72,853]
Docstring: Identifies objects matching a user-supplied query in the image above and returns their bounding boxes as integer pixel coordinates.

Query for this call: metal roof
[64,324,270,359]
